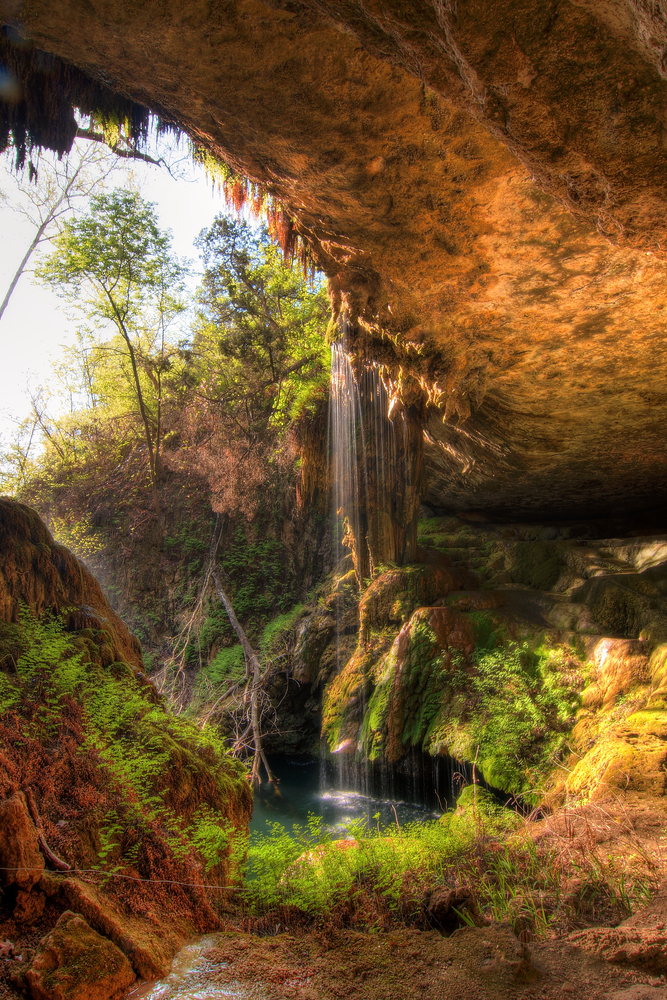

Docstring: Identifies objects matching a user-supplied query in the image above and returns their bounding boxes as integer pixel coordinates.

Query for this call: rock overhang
[2,0,667,518]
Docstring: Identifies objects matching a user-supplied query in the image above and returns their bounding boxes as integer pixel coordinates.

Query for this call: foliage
[240,796,656,938]
[260,603,305,657]
[34,188,187,519]
[0,606,249,876]
[426,640,584,798]
[2,206,329,686]
[0,141,123,321]
[169,216,329,521]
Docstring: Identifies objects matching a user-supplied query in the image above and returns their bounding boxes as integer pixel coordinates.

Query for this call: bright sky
[0,137,230,443]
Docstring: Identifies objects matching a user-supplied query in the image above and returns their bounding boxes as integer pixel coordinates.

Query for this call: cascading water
[329,339,397,581]
[321,335,491,819]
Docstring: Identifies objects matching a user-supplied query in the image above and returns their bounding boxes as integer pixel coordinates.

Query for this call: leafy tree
[177,217,329,518]
[36,189,187,523]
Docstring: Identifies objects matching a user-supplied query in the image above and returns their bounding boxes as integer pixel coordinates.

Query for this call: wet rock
[25,910,135,1000]
[0,791,44,891]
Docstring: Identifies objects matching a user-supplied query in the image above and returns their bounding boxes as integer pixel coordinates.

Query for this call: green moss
[440,785,521,838]
[427,642,582,799]
[509,541,564,591]
[260,603,306,657]
[467,610,504,649]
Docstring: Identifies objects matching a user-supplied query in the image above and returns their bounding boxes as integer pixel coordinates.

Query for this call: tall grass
[236,802,659,939]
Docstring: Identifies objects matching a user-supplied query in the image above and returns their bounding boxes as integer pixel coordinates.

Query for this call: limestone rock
[14,888,46,924]
[0,791,44,890]
[26,910,135,1000]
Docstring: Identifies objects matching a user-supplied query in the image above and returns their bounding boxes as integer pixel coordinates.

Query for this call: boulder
[26,910,135,1000]
[0,791,44,890]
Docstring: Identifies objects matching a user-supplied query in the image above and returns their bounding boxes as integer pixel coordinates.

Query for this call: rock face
[25,910,135,1000]
[0,791,44,891]
[281,511,667,806]
[0,499,142,669]
[2,1,667,517]
[0,500,253,990]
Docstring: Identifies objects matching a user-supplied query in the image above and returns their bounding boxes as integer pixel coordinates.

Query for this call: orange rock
[0,791,44,891]
[26,910,135,1000]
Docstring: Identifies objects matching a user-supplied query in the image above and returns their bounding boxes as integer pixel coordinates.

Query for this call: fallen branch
[23,787,71,872]
[211,569,277,788]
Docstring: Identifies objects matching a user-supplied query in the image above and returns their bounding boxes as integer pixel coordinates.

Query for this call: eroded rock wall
[0,500,252,990]
[2,0,667,516]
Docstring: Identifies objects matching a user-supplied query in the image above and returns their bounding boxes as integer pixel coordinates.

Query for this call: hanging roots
[191,142,317,278]
[0,30,177,173]
[0,29,317,274]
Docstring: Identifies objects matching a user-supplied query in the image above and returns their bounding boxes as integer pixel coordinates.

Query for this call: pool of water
[249,755,441,838]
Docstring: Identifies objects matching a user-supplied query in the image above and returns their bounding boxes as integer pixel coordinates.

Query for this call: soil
[127,925,667,1000]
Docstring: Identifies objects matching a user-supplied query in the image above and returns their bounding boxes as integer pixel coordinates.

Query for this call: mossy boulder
[566,709,667,800]
[362,606,475,762]
[509,541,566,592]
[25,910,135,1000]
[579,638,649,710]
[439,785,521,839]
[359,563,472,642]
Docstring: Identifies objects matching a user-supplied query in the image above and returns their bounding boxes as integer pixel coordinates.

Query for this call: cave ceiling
[3,0,667,518]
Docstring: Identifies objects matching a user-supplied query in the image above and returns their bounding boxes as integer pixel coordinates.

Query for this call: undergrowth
[0,606,249,881]
[235,793,659,940]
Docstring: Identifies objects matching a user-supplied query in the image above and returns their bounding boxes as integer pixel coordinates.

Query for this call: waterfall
[329,340,397,579]
[326,335,429,807]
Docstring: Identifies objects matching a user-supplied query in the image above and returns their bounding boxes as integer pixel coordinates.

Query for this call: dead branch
[22,786,71,872]
[211,568,277,788]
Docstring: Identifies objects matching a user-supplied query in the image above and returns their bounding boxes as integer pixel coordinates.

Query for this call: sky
[0,137,231,444]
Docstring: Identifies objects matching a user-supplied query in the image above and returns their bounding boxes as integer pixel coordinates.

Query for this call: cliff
[2,0,667,519]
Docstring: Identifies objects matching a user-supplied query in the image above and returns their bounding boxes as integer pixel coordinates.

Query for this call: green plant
[260,603,305,657]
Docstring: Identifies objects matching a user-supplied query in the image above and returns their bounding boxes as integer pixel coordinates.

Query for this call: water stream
[126,936,250,1000]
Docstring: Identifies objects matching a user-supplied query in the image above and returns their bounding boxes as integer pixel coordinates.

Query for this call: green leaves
[193,215,329,439]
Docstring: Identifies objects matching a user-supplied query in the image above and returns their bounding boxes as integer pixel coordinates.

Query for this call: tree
[0,142,121,321]
[175,217,329,519]
[36,189,187,524]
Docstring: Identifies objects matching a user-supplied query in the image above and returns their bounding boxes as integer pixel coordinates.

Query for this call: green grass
[238,793,656,937]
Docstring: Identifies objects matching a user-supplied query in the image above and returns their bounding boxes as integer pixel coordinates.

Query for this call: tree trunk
[105,291,162,524]
[211,569,277,787]
[0,220,50,322]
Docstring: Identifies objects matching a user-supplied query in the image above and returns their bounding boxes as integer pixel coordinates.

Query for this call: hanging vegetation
[0,31,158,171]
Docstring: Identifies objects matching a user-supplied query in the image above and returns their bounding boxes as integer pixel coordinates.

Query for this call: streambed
[126,936,252,1000]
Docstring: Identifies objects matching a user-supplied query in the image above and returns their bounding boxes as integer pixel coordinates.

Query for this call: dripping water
[328,337,399,801]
